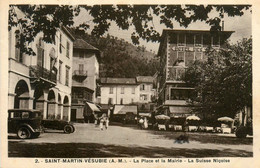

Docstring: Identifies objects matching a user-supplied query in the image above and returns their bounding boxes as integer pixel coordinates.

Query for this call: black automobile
[8,109,42,139]
[41,119,75,134]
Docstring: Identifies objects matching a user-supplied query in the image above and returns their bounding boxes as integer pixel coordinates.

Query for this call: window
[58,61,62,83]
[10,112,20,118]
[65,66,70,86]
[170,89,190,100]
[59,34,62,53]
[120,98,123,105]
[37,38,44,67]
[15,33,24,63]
[140,94,148,101]
[178,34,185,46]
[195,34,202,46]
[79,51,84,58]
[177,52,185,62]
[66,41,70,58]
[79,64,84,74]
[22,112,30,118]
[109,87,113,94]
[186,34,194,45]
[121,87,124,94]
[140,84,145,91]
[132,87,135,94]
[108,98,113,104]
[78,92,83,98]
[131,98,134,103]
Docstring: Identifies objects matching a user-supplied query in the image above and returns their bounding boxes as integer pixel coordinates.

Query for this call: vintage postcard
[0,0,259,167]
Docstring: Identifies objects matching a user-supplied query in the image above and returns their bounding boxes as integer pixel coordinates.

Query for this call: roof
[61,26,75,41]
[100,78,137,85]
[136,76,154,83]
[73,39,100,51]
[158,29,235,56]
[113,105,138,115]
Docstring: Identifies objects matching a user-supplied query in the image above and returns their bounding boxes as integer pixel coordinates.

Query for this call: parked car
[41,119,75,134]
[8,109,42,139]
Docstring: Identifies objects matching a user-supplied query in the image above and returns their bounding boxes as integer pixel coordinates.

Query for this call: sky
[74,6,252,53]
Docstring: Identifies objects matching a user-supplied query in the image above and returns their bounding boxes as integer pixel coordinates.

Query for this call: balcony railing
[73,70,88,77]
[29,65,57,84]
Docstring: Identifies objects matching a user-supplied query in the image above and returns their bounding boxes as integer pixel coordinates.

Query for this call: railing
[29,65,57,83]
[73,70,88,76]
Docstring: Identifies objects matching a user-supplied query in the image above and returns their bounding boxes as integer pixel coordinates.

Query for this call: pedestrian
[139,117,144,129]
[105,115,109,129]
[94,113,99,127]
[143,117,148,129]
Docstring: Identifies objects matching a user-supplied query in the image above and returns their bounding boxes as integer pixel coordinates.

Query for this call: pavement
[9,123,253,153]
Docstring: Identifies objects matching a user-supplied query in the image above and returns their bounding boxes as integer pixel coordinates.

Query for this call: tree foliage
[9,5,251,55]
[74,32,159,77]
[184,38,252,119]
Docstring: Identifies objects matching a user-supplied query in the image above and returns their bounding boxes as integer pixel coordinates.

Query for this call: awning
[169,106,191,114]
[113,105,137,115]
[139,113,151,117]
[86,102,100,112]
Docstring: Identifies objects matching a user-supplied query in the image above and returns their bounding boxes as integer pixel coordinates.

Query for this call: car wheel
[71,125,75,133]
[17,127,31,139]
[64,125,73,134]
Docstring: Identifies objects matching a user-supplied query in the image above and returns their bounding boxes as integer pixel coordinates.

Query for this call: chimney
[222,21,224,31]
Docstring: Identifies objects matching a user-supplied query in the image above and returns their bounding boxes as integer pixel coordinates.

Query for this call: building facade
[100,76,156,114]
[157,29,234,117]
[8,24,74,121]
[100,78,139,105]
[71,39,100,122]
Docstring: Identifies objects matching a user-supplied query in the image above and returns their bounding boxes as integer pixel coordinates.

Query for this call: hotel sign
[172,46,206,52]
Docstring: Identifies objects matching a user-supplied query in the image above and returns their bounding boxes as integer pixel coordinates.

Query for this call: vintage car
[8,109,42,139]
[41,119,75,134]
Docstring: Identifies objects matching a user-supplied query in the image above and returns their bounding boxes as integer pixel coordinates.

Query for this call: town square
[2,4,255,165]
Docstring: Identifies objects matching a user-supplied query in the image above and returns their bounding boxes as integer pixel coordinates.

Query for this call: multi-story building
[136,76,156,113]
[100,78,139,105]
[157,29,234,117]
[71,38,100,122]
[100,76,156,115]
[8,22,74,121]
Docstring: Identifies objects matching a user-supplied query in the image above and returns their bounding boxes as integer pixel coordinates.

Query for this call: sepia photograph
[0,1,258,167]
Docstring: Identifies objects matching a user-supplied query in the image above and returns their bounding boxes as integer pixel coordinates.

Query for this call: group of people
[94,113,109,130]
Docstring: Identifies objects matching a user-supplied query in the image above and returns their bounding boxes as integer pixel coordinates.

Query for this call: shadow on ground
[8,142,253,158]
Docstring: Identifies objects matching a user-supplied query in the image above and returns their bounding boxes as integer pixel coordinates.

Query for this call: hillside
[73,32,159,78]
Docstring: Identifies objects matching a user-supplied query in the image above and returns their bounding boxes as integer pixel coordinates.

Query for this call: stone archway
[63,96,69,121]
[47,90,56,119]
[14,80,30,108]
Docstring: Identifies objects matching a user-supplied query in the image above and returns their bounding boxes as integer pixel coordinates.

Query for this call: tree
[9,5,251,55]
[184,38,252,120]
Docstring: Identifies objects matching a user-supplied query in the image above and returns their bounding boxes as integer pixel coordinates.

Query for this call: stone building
[71,39,100,122]
[8,24,74,121]
[157,29,234,117]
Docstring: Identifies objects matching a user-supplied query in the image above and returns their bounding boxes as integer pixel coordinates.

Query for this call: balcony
[29,65,57,87]
[73,70,88,81]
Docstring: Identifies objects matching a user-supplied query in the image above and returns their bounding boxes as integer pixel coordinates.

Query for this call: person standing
[105,115,109,129]
[144,117,148,129]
